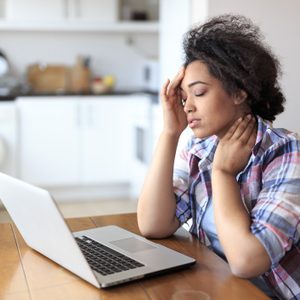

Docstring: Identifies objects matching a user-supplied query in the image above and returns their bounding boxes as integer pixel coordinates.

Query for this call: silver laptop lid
[0,172,100,288]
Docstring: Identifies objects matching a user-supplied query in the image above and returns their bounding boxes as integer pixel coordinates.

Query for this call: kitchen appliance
[0,51,9,76]
[0,50,20,96]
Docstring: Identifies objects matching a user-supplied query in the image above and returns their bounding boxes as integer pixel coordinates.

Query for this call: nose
[183,97,195,114]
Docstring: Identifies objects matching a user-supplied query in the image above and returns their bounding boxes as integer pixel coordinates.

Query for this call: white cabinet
[67,0,118,22]
[17,97,80,185]
[0,0,158,32]
[5,0,65,22]
[16,95,152,188]
[0,101,18,176]
[4,0,117,22]
[79,97,134,184]
[127,94,154,199]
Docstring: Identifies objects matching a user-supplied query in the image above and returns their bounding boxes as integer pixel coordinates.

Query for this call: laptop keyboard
[75,236,144,276]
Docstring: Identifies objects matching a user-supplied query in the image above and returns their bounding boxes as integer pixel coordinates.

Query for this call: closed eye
[195,92,205,97]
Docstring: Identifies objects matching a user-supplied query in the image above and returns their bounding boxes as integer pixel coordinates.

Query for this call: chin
[193,130,211,139]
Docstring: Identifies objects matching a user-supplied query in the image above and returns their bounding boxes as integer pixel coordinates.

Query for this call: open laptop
[0,172,195,288]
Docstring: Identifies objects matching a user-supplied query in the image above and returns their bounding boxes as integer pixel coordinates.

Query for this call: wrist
[160,129,182,140]
[212,168,237,179]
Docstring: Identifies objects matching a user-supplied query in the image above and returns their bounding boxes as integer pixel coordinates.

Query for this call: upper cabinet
[66,0,119,22]
[0,0,159,32]
[5,0,66,22]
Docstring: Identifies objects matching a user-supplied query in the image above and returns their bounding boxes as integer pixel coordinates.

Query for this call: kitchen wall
[0,30,158,90]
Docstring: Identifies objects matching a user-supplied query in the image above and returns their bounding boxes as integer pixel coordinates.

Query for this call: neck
[217,111,255,139]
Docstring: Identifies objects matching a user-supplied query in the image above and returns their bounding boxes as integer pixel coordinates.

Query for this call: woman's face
[180,60,247,139]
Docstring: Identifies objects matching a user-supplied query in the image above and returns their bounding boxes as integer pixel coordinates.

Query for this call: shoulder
[254,118,300,172]
[263,127,300,154]
[255,117,300,156]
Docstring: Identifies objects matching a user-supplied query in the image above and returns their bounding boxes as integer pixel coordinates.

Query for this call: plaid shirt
[174,116,300,300]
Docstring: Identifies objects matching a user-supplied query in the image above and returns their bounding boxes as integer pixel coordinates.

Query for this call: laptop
[0,172,195,288]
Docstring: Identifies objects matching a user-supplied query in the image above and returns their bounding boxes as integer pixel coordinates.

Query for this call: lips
[188,118,201,128]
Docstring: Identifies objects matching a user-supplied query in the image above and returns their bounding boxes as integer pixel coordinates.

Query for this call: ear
[233,90,247,105]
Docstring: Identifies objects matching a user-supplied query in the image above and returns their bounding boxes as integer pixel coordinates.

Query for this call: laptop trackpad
[110,237,156,253]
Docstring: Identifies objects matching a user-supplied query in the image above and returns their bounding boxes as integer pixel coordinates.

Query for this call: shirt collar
[252,115,273,155]
[189,135,218,162]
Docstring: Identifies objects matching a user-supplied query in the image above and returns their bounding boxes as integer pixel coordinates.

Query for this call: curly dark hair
[183,14,285,121]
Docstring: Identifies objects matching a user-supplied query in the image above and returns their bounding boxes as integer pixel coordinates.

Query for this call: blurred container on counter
[69,56,91,93]
[91,75,116,94]
[27,64,69,94]
[26,56,91,94]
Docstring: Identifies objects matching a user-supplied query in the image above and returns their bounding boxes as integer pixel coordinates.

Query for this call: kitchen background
[1,0,300,219]
[0,0,159,91]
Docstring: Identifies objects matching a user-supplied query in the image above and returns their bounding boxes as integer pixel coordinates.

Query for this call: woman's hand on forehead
[160,68,187,135]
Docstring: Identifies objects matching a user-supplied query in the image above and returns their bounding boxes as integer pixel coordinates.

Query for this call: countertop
[0,89,159,103]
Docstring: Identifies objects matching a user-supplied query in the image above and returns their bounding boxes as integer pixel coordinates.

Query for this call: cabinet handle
[88,104,94,127]
[64,0,69,18]
[75,0,81,18]
[135,126,147,163]
[76,103,81,127]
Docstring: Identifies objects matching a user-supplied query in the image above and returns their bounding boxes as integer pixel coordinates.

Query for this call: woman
[137,15,300,299]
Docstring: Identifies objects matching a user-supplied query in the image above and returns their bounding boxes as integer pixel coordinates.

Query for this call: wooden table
[0,213,270,299]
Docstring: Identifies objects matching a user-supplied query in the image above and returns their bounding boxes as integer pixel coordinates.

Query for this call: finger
[166,68,185,97]
[247,130,257,150]
[160,79,170,98]
[239,116,256,143]
[173,66,185,78]
[167,72,184,96]
[230,114,253,140]
[223,117,243,140]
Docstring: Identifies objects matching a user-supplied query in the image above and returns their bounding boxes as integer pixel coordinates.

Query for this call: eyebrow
[180,80,210,90]
[188,80,209,88]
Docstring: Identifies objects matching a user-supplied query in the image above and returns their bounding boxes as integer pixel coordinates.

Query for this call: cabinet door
[125,95,153,199]
[80,96,134,183]
[17,98,80,186]
[73,0,118,22]
[6,0,65,21]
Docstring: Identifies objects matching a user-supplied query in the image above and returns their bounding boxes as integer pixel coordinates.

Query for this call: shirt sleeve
[250,139,300,267]
[173,130,192,225]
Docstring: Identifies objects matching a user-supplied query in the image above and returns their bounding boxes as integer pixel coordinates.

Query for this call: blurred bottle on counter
[69,55,91,94]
